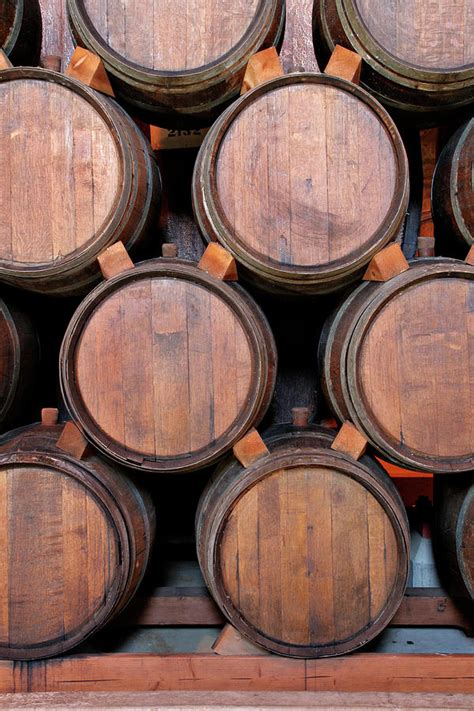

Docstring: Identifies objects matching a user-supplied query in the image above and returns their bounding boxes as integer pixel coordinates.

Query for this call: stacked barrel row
[0,0,472,662]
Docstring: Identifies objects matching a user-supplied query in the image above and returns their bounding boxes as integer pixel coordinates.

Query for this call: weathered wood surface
[320,258,474,473]
[67,0,284,126]
[0,420,155,659]
[197,425,410,657]
[0,67,161,295]
[193,73,409,294]
[313,0,474,120]
[60,256,277,472]
[0,654,472,693]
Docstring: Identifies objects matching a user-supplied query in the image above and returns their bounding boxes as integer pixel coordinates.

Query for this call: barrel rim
[0,448,132,659]
[1,0,23,56]
[456,484,474,598]
[338,0,474,87]
[203,447,409,657]
[192,72,409,288]
[0,298,20,424]
[451,118,474,247]
[60,257,277,473]
[345,259,474,472]
[67,0,284,88]
[0,67,135,280]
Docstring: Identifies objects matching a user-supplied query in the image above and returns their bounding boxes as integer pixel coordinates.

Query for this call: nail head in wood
[0,49,13,70]
[162,243,178,258]
[98,242,135,280]
[56,421,89,460]
[41,55,62,72]
[212,624,270,656]
[66,47,115,97]
[292,407,310,427]
[363,243,410,282]
[331,421,368,461]
[324,45,362,85]
[233,428,269,468]
[465,246,474,265]
[197,243,238,281]
[41,408,59,426]
[240,46,284,95]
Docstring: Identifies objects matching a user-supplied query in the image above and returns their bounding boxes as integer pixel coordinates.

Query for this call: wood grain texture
[0,68,161,295]
[67,0,284,126]
[197,426,409,657]
[313,0,474,119]
[433,118,474,258]
[61,259,277,473]
[193,74,409,294]
[320,258,474,473]
[0,422,155,660]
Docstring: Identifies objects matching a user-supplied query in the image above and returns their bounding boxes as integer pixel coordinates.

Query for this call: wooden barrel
[0,296,39,430]
[0,0,41,66]
[313,0,474,121]
[67,0,285,126]
[60,248,277,473]
[0,415,155,660]
[196,424,410,657]
[0,68,161,296]
[433,119,473,258]
[192,73,409,295]
[319,258,474,474]
[435,474,473,601]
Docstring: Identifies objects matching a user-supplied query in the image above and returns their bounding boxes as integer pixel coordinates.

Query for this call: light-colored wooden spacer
[331,422,368,461]
[465,245,474,265]
[150,125,209,151]
[417,236,435,258]
[98,242,135,280]
[57,421,89,460]
[233,428,269,468]
[0,49,13,70]
[66,47,115,97]
[292,407,310,427]
[41,55,62,72]
[41,408,59,426]
[198,243,238,281]
[212,624,270,657]
[162,243,178,258]
[363,243,409,282]
[241,47,284,95]
[324,45,362,85]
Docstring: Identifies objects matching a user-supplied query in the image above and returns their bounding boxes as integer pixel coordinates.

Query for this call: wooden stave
[192,72,409,295]
[432,119,473,259]
[0,421,156,660]
[0,68,161,296]
[196,424,410,658]
[59,257,277,474]
[1,0,42,66]
[319,258,474,474]
[312,0,474,122]
[0,296,39,430]
[435,473,474,601]
[66,0,285,127]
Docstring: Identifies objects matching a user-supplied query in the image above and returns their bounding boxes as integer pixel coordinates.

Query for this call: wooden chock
[292,407,310,427]
[324,45,362,85]
[417,236,435,258]
[162,243,178,258]
[331,421,368,461]
[0,49,13,70]
[212,624,270,657]
[66,47,115,97]
[98,242,135,280]
[57,421,89,460]
[41,408,59,426]
[363,243,409,282]
[465,245,474,266]
[241,47,284,95]
[41,55,62,72]
[198,243,238,281]
[233,428,269,468]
